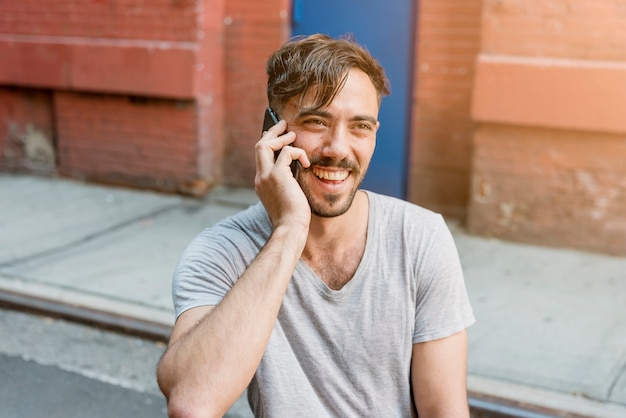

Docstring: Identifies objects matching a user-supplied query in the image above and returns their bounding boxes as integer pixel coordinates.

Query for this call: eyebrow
[296,109,378,125]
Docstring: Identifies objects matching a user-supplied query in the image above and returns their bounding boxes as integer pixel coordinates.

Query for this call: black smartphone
[263,107,283,162]
[262,107,300,176]
[262,107,280,133]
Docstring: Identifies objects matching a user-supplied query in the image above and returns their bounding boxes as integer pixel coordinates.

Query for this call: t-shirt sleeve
[412,216,475,343]
[172,225,243,319]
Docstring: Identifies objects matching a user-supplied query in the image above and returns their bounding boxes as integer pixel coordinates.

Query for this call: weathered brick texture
[409,0,483,219]
[481,0,626,61]
[222,0,291,187]
[0,87,56,173]
[469,125,626,255]
[54,92,211,193]
[0,0,226,195]
[0,0,199,41]
[0,0,283,192]
[468,0,626,254]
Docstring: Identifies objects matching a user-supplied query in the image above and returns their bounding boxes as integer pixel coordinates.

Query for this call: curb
[468,375,626,418]
[0,282,172,342]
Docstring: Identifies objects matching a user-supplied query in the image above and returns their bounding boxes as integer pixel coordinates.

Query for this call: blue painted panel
[292,0,416,198]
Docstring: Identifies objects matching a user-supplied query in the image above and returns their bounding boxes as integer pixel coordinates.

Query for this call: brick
[467,0,626,255]
[0,0,199,42]
[408,0,483,218]
[472,55,626,134]
[409,168,470,220]
[55,91,220,194]
[221,0,291,187]
[0,87,55,172]
[467,124,626,255]
[71,40,200,98]
[0,39,71,88]
[481,0,626,61]
[0,0,227,197]
[0,38,202,99]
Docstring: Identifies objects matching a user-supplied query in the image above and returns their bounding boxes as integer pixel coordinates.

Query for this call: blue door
[292,0,416,199]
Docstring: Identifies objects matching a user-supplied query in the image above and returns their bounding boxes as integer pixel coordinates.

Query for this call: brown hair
[266,34,390,116]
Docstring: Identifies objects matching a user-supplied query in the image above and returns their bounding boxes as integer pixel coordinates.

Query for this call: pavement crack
[0,202,183,269]
[607,355,626,401]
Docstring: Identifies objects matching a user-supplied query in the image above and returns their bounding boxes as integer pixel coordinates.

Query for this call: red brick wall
[468,0,626,255]
[0,87,55,172]
[222,0,292,187]
[0,0,226,195]
[0,0,199,41]
[408,0,483,219]
[55,92,202,192]
[195,3,227,191]
[479,0,626,61]
[470,125,626,255]
[0,0,287,193]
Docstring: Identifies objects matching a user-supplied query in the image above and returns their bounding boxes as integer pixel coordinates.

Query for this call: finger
[261,119,287,137]
[256,130,296,172]
[266,132,297,170]
[275,145,311,170]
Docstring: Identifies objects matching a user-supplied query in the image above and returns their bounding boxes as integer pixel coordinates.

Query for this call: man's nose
[322,125,350,159]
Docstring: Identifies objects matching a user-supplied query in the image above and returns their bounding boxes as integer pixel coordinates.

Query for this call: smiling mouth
[312,167,349,181]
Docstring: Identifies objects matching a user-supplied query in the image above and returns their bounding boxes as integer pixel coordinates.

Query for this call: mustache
[307,156,358,171]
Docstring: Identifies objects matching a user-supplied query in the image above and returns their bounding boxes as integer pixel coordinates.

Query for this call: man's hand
[255,119,311,231]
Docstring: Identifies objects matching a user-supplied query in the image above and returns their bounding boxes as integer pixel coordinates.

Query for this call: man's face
[282,69,380,218]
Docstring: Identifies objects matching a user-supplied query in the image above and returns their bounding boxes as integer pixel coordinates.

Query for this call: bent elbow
[166,391,224,418]
[156,358,175,401]
[166,397,200,418]
[156,352,238,417]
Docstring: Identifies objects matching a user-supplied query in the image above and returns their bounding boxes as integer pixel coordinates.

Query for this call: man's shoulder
[177,202,270,272]
[213,201,268,228]
[365,190,442,220]
[199,201,271,244]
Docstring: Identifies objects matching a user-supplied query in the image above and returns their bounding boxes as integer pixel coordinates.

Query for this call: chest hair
[304,243,365,290]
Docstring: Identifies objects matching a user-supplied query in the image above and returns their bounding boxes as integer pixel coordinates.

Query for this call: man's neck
[303,190,369,255]
[300,191,370,290]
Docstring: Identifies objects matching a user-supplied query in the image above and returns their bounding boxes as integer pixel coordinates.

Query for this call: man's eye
[355,123,373,130]
[306,119,326,126]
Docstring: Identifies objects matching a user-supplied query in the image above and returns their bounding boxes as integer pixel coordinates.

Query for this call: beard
[296,156,367,218]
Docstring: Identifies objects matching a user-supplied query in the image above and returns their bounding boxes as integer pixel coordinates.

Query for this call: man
[157,34,475,417]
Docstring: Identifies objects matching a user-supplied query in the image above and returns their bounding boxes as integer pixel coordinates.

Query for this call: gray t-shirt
[173,191,475,417]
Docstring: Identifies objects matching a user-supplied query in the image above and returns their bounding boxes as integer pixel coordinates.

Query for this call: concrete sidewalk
[1,173,625,417]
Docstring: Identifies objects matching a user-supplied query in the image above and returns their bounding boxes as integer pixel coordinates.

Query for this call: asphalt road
[0,308,168,418]
[0,307,254,418]
[0,353,167,418]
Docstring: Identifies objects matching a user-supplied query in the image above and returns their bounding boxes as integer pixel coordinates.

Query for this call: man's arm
[157,120,311,418]
[411,330,470,418]
[157,225,306,417]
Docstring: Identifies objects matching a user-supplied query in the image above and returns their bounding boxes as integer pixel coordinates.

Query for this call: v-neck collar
[295,191,375,301]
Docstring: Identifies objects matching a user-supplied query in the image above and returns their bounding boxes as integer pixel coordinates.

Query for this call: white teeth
[312,167,348,181]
